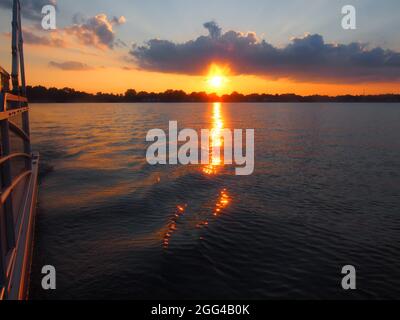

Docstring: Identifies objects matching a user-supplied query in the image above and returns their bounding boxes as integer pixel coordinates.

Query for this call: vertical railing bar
[18,1,26,98]
[17,0,31,170]
[22,110,31,170]
[0,120,16,251]
[0,92,4,290]
[11,0,19,95]
[1,93,6,112]
[0,223,7,294]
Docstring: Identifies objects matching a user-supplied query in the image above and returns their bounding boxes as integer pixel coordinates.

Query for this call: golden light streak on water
[203,102,224,174]
[164,103,231,248]
[163,204,187,248]
[196,188,231,229]
[213,188,230,216]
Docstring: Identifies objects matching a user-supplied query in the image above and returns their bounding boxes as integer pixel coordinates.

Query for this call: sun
[206,64,230,91]
[209,75,224,88]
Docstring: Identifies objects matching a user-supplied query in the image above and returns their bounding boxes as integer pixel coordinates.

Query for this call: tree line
[25,86,400,103]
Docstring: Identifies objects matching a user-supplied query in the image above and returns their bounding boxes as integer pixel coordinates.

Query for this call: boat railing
[0,91,35,300]
[0,0,39,300]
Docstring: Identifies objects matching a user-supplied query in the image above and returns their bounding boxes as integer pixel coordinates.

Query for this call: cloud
[23,29,65,47]
[203,21,221,39]
[130,21,400,83]
[49,60,93,71]
[3,11,126,51]
[65,13,126,49]
[2,28,65,47]
[111,16,126,25]
[0,0,56,20]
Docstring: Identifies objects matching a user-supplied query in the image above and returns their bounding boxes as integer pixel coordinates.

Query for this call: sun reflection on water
[203,102,224,175]
[164,103,232,249]
[163,204,187,249]
[196,188,231,229]
[213,188,230,216]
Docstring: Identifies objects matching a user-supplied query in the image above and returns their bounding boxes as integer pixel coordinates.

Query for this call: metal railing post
[11,0,20,94]
[22,110,31,170]
[0,93,10,293]
[0,118,16,250]
[14,0,31,170]
[18,1,25,98]
[0,209,6,292]
[0,92,9,291]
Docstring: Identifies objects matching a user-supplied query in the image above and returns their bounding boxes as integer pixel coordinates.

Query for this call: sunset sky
[0,0,399,95]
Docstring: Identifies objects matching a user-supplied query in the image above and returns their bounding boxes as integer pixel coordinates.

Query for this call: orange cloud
[65,14,126,49]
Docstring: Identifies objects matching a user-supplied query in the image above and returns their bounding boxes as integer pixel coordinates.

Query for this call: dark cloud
[65,13,126,49]
[203,21,221,39]
[49,61,93,71]
[0,0,57,20]
[130,21,400,83]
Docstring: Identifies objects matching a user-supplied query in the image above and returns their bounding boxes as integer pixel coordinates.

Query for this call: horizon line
[24,85,400,103]
[25,85,400,98]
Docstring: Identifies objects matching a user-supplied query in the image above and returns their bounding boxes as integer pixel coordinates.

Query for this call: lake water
[29,103,400,299]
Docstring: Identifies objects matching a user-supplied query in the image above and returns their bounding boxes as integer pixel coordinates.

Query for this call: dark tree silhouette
[25,86,400,103]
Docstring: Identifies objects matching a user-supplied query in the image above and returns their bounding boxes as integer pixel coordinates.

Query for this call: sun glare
[206,64,230,91]
[210,76,224,88]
